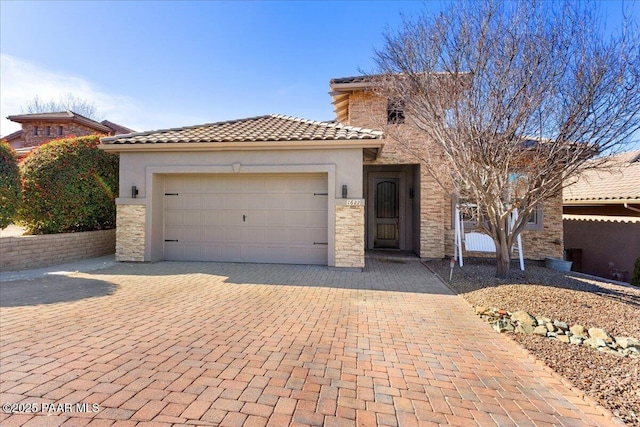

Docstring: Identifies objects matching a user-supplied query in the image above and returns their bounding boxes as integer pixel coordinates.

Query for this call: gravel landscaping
[425,258,640,426]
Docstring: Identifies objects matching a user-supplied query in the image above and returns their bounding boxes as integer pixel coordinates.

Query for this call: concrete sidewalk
[0,254,117,282]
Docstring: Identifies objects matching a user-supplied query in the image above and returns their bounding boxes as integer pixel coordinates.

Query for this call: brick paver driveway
[0,260,617,426]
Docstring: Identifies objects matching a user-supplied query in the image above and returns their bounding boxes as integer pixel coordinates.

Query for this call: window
[33,126,39,136]
[45,126,51,136]
[387,99,405,124]
[525,204,544,230]
[57,126,63,136]
[453,199,543,230]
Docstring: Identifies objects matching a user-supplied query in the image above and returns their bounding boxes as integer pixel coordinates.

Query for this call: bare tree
[21,93,101,121]
[372,0,640,278]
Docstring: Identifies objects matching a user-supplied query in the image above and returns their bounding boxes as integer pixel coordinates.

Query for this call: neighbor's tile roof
[563,150,640,202]
[563,214,640,224]
[7,111,113,133]
[101,114,383,144]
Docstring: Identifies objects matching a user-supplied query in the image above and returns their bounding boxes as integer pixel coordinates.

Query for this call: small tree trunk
[495,228,511,278]
[495,243,511,278]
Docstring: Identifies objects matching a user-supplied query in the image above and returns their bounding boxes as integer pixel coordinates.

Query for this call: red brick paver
[0,260,620,426]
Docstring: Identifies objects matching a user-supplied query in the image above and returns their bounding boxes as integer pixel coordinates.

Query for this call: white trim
[99,140,384,153]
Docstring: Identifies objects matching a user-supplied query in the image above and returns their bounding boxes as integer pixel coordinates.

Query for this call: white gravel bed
[425,259,640,426]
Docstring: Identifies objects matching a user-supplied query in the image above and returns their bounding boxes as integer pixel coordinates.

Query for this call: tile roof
[7,111,112,133]
[1,129,23,142]
[563,150,640,202]
[100,120,136,135]
[100,114,383,145]
[563,214,640,224]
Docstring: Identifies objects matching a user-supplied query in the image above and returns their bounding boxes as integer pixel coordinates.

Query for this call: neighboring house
[563,150,640,282]
[99,75,564,268]
[3,111,134,158]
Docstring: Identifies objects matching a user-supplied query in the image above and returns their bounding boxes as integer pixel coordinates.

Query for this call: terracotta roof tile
[563,214,640,223]
[101,114,383,144]
[563,150,640,202]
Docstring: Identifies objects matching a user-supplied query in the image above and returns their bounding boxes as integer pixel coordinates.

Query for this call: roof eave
[98,139,384,153]
[563,198,640,205]
[7,114,112,133]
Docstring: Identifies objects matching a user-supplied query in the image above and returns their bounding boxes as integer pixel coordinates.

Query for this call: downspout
[623,203,640,214]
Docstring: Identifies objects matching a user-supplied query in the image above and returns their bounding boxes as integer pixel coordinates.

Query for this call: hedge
[0,141,21,229]
[17,135,119,234]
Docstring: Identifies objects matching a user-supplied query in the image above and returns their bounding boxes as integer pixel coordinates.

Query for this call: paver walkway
[0,260,618,426]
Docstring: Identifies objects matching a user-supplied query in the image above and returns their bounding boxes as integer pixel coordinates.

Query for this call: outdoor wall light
[131,185,139,198]
[342,185,348,199]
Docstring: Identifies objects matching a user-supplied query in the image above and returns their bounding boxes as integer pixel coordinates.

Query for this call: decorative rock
[553,320,568,331]
[615,337,640,349]
[584,337,607,348]
[473,307,640,358]
[475,306,488,315]
[533,326,548,336]
[492,319,514,333]
[588,328,613,343]
[511,311,537,335]
[569,336,584,345]
[569,324,587,338]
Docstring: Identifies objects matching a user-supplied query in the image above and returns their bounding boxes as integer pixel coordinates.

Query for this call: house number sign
[346,199,362,206]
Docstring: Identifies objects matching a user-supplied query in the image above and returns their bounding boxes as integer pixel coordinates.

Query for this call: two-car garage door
[163,174,328,264]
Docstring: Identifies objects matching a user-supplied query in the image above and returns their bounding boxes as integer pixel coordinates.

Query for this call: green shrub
[17,135,118,234]
[0,141,21,229]
[632,257,640,287]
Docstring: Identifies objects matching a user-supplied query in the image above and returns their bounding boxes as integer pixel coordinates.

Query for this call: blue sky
[1,1,638,146]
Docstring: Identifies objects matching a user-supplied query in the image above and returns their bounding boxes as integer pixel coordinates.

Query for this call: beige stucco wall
[346,89,564,260]
[114,147,365,267]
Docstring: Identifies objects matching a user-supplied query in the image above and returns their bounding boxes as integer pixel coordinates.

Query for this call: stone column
[116,204,146,261]
[334,200,365,269]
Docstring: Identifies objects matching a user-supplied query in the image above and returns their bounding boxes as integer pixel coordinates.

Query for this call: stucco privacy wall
[347,90,564,260]
[0,229,115,271]
[114,148,364,266]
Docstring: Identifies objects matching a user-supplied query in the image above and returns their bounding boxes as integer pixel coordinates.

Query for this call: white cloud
[0,54,145,136]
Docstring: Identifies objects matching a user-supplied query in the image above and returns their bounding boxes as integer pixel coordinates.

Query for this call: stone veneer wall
[346,90,564,260]
[349,91,448,258]
[116,204,146,262]
[334,204,365,268]
[19,122,108,148]
[0,229,115,271]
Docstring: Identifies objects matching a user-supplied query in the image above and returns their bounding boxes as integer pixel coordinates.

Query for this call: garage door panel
[203,228,224,241]
[164,174,328,264]
[308,211,328,226]
[204,214,223,226]
[165,226,183,241]
[165,211,184,226]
